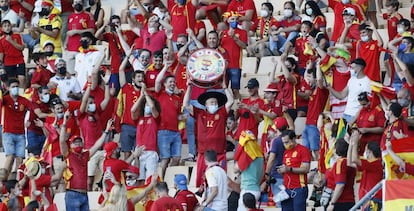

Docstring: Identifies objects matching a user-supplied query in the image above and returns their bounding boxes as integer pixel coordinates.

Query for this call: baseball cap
[342,8,356,16]
[43,40,54,48]
[272,117,288,130]
[174,174,188,190]
[104,142,118,156]
[69,135,83,143]
[245,78,260,89]
[263,83,279,92]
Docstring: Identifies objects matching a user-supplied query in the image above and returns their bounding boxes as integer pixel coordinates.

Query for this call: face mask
[397,27,405,34]
[41,64,48,69]
[342,0,350,4]
[133,50,140,59]
[41,94,50,103]
[260,10,268,18]
[114,150,121,159]
[73,146,83,153]
[398,98,409,107]
[176,43,184,50]
[166,88,174,94]
[207,105,218,114]
[80,40,89,49]
[57,112,64,119]
[229,21,238,29]
[3,31,12,35]
[284,9,293,18]
[177,0,186,5]
[57,67,67,75]
[148,27,156,34]
[306,8,313,16]
[0,6,8,11]
[363,151,369,160]
[10,87,19,96]
[44,51,53,57]
[399,43,407,52]
[39,8,50,16]
[144,105,152,115]
[14,189,21,196]
[87,103,96,113]
[126,179,136,186]
[89,0,95,6]
[143,5,150,12]
[361,35,369,42]
[134,82,142,89]
[74,3,83,12]
[350,68,357,77]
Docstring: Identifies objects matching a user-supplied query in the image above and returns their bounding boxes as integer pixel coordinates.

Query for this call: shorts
[302,125,320,151]
[108,73,120,92]
[286,108,297,121]
[296,106,308,114]
[120,124,137,152]
[226,68,241,90]
[138,150,159,180]
[5,63,26,77]
[3,133,26,158]
[87,150,105,176]
[26,130,46,156]
[157,130,181,159]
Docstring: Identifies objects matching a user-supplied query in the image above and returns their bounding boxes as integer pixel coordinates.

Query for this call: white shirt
[343,75,371,116]
[205,165,228,211]
[2,9,19,25]
[74,50,103,89]
[49,76,81,102]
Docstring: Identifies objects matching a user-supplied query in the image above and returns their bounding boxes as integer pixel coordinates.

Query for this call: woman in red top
[304,0,327,35]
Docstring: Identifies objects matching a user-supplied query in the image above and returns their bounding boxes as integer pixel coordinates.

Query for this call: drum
[187,48,226,88]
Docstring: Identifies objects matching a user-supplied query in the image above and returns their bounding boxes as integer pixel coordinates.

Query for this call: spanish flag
[324,118,347,170]
[370,81,396,100]
[234,131,264,171]
[383,137,414,180]
[384,179,414,210]
[126,175,159,211]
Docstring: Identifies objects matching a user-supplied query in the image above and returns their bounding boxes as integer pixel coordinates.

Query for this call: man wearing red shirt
[145,51,164,92]
[167,0,197,44]
[277,130,311,211]
[117,61,145,159]
[0,19,25,87]
[2,79,35,178]
[327,138,356,211]
[221,13,247,100]
[151,182,183,211]
[183,83,234,186]
[236,78,265,139]
[225,0,257,31]
[65,0,96,73]
[354,92,386,155]
[10,0,34,22]
[155,63,183,179]
[338,8,361,60]
[382,0,403,41]
[31,52,51,89]
[174,174,199,211]
[60,115,112,211]
[381,102,409,151]
[351,22,383,82]
[348,132,383,210]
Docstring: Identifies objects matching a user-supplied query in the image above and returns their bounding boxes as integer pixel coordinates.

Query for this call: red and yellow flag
[384,179,414,210]
[234,130,263,171]
[383,137,414,180]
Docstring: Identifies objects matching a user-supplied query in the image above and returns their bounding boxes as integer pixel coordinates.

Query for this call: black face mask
[134,83,142,89]
[3,31,12,35]
[44,51,53,57]
[89,0,95,6]
[40,64,48,69]
[80,40,89,49]
[74,3,83,12]
[57,67,67,75]
[39,8,50,17]
[176,44,184,50]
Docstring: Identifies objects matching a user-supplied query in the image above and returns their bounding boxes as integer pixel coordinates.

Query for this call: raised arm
[89,119,114,157]
[79,86,91,114]
[130,172,158,205]
[280,54,297,84]
[347,130,359,168]
[100,72,111,110]
[131,88,145,120]
[183,83,194,115]
[154,63,170,93]
[59,110,72,157]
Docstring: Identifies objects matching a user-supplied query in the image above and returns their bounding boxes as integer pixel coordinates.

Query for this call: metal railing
[350,180,384,211]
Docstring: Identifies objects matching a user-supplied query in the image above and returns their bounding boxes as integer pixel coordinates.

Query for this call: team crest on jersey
[215,114,219,120]
[292,151,297,158]
[368,114,375,122]
[139,120,144,125]
[370,44,375,50]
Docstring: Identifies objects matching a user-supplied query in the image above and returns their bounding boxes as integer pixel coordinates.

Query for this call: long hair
[106,184,128,211]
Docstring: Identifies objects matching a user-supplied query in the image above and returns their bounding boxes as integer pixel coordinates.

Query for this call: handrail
[350,180,384,211]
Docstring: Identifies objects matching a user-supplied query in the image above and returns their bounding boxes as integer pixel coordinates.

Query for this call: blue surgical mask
[0,6,9,11]
[10,87,19,96]
[177,0,186,5]
[399,43,407,52]
[41,94,50,103]
[144,106,152,115]
[87,103,96,113]
[207,105,218,114]
[229,21,238,29]
[398,98,409,107]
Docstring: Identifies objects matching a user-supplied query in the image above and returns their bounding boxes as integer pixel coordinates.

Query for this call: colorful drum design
[187,48,226,88]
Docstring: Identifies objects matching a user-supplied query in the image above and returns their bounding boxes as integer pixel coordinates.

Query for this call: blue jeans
[3,133,26,157]
[342,114,354,124]
[302,125,320,151]
[22,33,39,49]
[26,131,46,156]
[120,124,137,152]
[270,178,284,207]
[186,114,196,156]
[269,34,287,54]
[280,31,298,53]
[157,130,182,159]
[281,187,308,211]
[226,68,241,89]
[65,190,89,211]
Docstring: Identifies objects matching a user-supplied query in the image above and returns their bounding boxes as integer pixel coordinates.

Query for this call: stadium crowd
[0,0,413,210]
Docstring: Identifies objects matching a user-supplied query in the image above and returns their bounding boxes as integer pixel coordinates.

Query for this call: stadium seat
[164,166,190,188]
[294,117,306,136]
[101,5,112,25]
[188,165,197,188]
[242,57,258,74]
[181,143,189,159]
[257,56,278,75]
[202,19,214,35]
[0,153,6,168]
[88,191,102,210]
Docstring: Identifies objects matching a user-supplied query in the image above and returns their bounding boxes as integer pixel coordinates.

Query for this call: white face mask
[260,10,269,18]
[14,189,21,196]
[166,88,174,95]
[10,87,19,96]
[41,94,50,103]
[361,35,369,42]
[87,103,96,113]
[284,9,293,18]
[144,105,151,115]
[57,112,64,119]
[342,0,350,4]
[350,68,358,77]
[126,179,136,187]
[207,105,218,114]
[305,8,313,16]
[148,27,157,34]
[363,151,370,160]
[397,27,405,34]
